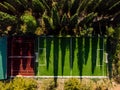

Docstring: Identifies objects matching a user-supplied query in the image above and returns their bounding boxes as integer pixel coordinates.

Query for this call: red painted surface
[7,36,35,76]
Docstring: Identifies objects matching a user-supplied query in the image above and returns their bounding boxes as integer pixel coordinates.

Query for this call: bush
[20,10,37,33]
[64,78,113,90]
[64,78,81,90]
[0,77,37,90]
[0,81,5,90]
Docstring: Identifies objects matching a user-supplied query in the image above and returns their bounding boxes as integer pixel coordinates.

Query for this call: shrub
[64,78,113,90]
[64,78,81,90]
[0,81,5,90]
[12,77,37,90]
[0,77,37,90]
[20,10,37,33]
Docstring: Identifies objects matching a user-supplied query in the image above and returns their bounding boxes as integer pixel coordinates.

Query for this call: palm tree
[0,0,120,36]
[0,0,46,35]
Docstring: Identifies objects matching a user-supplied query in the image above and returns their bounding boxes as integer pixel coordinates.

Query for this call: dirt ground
[37,78,120,90]
[113,84,120,90]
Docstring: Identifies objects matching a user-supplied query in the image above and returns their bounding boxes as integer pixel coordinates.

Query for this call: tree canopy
[0,0,120,36]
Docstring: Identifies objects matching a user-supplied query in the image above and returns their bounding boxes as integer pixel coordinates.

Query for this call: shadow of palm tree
[77,37,84,76]
[91,36,98,74]
[71,37,76,70]
[46,37,52,70]
[53,37,59,77]
[84,37,90,64]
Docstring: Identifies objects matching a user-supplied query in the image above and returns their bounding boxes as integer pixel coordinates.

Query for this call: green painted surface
[0,36,7,79]
[36,37,107,76]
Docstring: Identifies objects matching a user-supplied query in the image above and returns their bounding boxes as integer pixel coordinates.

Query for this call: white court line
[10,76,108,79]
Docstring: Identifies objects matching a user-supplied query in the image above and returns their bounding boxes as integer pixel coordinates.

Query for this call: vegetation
[110,25,120,83]
[0,0,120,84]
[0,0,120,36]
[0,77,37,90]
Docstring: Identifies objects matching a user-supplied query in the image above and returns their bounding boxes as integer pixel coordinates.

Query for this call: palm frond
[43,15,54,31]
[79,12,97,26]
[32,0,45,12]
[0,3,8,10]
[70,0,80,15]
[109,1,120,10]
[61,14,68,26]
[40,0,50,11]
[62,0,71,14]
[4,2,16,13]
[52,7,60,28]
[19,0,28,8]
[69,14,78,28]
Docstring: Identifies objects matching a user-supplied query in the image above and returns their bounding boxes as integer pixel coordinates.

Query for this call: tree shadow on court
[84,37,90,64]
[46,37,52,70]
[71,37,76,70]
[91,37,98,74]
[99,37,104,69]
[39,37,45,53]
[60,37,66,75]
[106,37,115,79]
[60,37,71,75]
[53,37,59,77]
[77,37,84,76]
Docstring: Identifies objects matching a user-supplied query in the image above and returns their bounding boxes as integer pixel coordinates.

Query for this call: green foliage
[61,14,68,26]
[106,26,115,37]
[110,25,120,83]
[70,0,80,15]
[0,3,8,10]
[52,7,60,29]
[0,77,37,90]
[62,0,71,14]
[0,82,5,90]
[64,78,81,90]
[20,11,37,33]
[32,0,45,13]
[3,2,16,13]
[43,15,54,32]
[0,11,16,26]
[64,78,97,90]
[0,11,17,34]
[0,0,120,36]
[64,78,113,90]
[69,14,78,28]
[79,12,97,26]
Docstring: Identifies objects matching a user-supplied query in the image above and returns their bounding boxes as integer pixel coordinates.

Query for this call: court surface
[36,37,107,78]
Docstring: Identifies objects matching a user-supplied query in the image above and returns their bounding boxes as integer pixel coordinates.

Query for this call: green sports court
[35,36,107,77]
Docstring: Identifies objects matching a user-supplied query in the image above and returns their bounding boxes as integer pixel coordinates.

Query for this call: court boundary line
[10,76,108,79]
